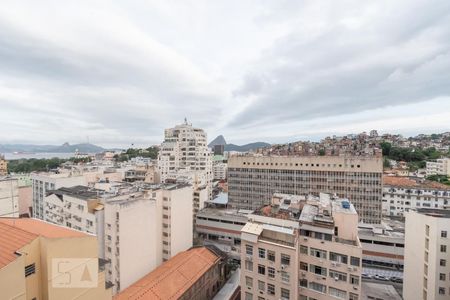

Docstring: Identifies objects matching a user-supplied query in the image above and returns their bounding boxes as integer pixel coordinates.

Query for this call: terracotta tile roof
[383,176,450,190]
[0,218,88,238]
[114,247,220,300]
[0,222,38,269]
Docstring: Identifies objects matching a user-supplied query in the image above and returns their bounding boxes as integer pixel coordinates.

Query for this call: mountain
[208,135,227,147]
[208,135,270,152]
[225,142,271,152]
[0,143,105,153]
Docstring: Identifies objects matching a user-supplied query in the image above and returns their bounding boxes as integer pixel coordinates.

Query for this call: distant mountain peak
[208,135,227,147]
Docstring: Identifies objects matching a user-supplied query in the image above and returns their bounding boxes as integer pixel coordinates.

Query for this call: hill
[208,135,270,152]
[0,143,105,153]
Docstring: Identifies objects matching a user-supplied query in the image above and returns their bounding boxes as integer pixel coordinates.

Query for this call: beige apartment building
[0,218,112,300]
[404,208,450,300]
[228,155,383,224]
[240,193,362,300]
[0,154,7,175]
[103,183,194,294]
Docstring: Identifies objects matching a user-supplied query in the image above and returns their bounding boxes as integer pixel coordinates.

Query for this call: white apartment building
[426,158,450,176]
[0,177,19,217]
[213,162,227,180]
[103,183,193,294]
[382,176,450,217]
[240,193,362,300]
[31,172,87,219]
[404,209,450,300]
[43,185,105,257]
[157,120,213,204]
[0,155,7,176]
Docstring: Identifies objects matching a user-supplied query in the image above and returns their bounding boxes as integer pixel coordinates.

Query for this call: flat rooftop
[383,175,450,190]
[48,185,103,200]
[416,208,450,218]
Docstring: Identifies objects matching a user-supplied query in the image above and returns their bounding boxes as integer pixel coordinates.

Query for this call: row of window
[300,245,361,267]
[299,262,360,284]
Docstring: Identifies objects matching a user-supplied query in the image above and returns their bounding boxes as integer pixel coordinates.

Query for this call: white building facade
[0,177,19,217]
[426,158,450,176]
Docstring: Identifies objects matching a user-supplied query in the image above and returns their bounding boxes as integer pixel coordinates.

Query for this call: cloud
[0,0,449,147]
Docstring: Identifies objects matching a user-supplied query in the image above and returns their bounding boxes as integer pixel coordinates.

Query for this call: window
[246,244,253,255]
[258,280,265,291]
[310,248,327,259]
[350,256,360,267]
[300,262,308,271]
[329,269,347,282]
[268,250,275,262]
[329,287,347,299]
[442,230,448,238]
[441,245,447,253]
[281,254,290,265]
[258,264,265,275]
[349,293,359,300]
[440,273,446,281]
[300,245,308,254]
[425,225,430,236]
[25,263,35,277]
[299,279,308,287]
[245,292,253,300]
[267,283,275,295]
[440,259,446,267]
[310,264,327,276]
[439,287,445,295]
[330,252,348,264]
[245,260,253,271]
[281,271,290,283]
[246,276,253,288]
[350,275,360,285]
[309,281,326,293]
[281,288,290,299]
[258,248,266,259]
[268,267,275,278]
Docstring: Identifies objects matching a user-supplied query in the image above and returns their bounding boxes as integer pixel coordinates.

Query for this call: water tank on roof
[341,201,350,209]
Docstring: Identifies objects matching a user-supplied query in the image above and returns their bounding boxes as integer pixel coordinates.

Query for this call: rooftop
[48,185,103,200]
[0,218,88,238]
[114,247,220,300]
[383,175,450,190]
[416,208,450,218]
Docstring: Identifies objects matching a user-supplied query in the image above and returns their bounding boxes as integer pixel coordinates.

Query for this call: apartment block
[0,177,19,217]
[382,176,450,217]
[32,172,87,219]
[213,162,228,180]
[114,246,229,300]
[103,183,193,294]
[0,218,112,300]
[0,154,7,175]
[404,209,450,300]
[426,158,450,176]
[157,120,213,208]
[240,193,362,300]
[43,186,106,257]
[228,155,383,224]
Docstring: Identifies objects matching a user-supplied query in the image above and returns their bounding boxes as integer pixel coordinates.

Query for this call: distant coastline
[4,152,77,160]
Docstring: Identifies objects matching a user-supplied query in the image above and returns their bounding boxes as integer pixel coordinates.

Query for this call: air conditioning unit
[281,264,286,270]
[304,237,308,241]
[331,262,337,267]
[353,286,358,290]
[348,267,352,271]
[301,272,306,277]
[246,255,253,261]
[334,276,339,281]
[353,267,358,272]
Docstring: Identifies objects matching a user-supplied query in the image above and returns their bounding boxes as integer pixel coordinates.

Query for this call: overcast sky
[1,0,449,147]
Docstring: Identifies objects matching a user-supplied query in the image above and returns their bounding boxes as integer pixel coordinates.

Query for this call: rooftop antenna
[184,117,188,125]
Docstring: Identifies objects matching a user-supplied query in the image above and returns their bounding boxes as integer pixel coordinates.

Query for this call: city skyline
[1,1,450,147]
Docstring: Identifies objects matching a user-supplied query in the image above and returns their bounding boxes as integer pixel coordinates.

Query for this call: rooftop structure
[114,246,228,300]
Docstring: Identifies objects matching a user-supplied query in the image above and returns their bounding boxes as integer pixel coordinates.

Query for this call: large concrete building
[0,218,112,300]
[157,120,213,212]
[0,177,19,217]
[382,176,450,217]
[240,193,362,300]
[404,208,450,300]
[103,183,194,294]
[228,155,383,224]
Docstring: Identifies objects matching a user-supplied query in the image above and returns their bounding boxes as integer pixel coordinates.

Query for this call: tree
[380,142,392,156]
[318,149,325,156]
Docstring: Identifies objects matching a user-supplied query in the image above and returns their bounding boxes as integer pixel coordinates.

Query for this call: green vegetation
[426,174,450,186]
[7,157,91,173]
[318,149,325,156]
[113,147,159,162]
